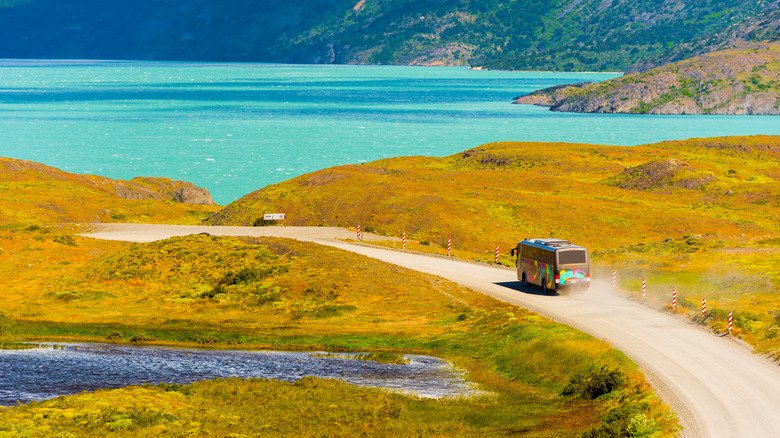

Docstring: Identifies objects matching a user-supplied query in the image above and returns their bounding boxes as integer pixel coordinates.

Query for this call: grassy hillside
[0,157,219,225]
[0,0,778,72]
[207,136,780,358]
[514,43,780,114]
[208,136,780,251]
[0,233,677,436]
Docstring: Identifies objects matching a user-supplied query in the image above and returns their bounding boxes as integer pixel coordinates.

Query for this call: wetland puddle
[0,343,477,406]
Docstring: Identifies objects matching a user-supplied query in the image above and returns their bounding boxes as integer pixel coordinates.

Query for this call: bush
[217,266,287,287]
[106,331,124,341]
[130,332,155,343]
[0,312,10,336]
[255,291,282,305]
[772,310,780,326]
[150,382,191,395]
[253,218,279,226]
[582,403,656,438]
[189,334,218,345]
[562,366,625,399]
[53,234,77,246]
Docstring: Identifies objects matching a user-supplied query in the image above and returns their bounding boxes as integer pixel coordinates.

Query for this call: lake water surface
[2,60,779,204]
[0,343,477,406]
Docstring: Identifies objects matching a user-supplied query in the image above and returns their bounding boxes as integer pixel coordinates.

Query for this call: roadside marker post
[447,239,451,257]
[702,298,706,316]
[402,232,406,250]
[612,271,617,289]
[642,279,646,298]
[729,312,733,334]
[495,246,500,264]
[672,289,677,310]
[357,225,361,241]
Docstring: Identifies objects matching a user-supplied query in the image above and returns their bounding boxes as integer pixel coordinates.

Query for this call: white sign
[263,213,285,220]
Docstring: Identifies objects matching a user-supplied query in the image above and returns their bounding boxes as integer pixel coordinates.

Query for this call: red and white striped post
[642,279,646,298]
[612,271,617,289]
[447,239,451,257]
[702,298,706,316]
[357,224,361,241]
[728,311,733,334]
[495,246,500,264]
[402,232,406,250]
[672,289,677,310]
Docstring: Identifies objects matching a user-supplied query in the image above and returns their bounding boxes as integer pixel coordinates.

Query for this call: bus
[511,238,590,293]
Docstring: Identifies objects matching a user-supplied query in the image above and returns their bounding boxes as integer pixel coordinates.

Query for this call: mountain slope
[0,0,778,72]
[513,43,780,114]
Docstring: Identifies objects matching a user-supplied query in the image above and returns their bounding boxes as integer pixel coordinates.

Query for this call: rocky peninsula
[514,43,780,115]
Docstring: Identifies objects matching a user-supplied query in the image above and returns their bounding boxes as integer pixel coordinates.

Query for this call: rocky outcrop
[514,43,780,115]
[124,177,216,205]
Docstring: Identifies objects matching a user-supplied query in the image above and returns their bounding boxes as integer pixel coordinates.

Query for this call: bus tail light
[555,275,560,284]
[586,273,591,282]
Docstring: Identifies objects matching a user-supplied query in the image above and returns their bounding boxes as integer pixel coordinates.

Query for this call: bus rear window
[558,250,587,265]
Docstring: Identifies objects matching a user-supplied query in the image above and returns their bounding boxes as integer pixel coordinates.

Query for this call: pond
[0,343,478,406]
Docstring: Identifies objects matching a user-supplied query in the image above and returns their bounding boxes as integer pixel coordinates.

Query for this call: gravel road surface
[82,224,780,437]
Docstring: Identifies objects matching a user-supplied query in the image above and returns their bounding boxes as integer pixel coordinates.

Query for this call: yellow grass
[0,157,219,224]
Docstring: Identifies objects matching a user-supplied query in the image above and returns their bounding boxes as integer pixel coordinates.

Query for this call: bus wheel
[541,278,548,294]
[521,272,527,285]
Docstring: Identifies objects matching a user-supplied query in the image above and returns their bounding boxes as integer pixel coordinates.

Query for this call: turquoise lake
[1,60,779,204]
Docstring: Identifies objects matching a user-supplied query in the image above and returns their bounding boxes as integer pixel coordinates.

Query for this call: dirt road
[82,224,780,437]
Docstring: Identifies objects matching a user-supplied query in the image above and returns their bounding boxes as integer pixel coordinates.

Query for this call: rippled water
[2,60,779,203]
[0,343,476,406]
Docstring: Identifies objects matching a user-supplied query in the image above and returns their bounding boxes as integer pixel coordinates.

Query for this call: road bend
[82,224,780,438]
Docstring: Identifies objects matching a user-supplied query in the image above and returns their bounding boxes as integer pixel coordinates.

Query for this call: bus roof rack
[532,238,571,247]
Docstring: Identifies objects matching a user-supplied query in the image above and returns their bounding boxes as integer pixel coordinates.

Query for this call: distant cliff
[514,44,780,115]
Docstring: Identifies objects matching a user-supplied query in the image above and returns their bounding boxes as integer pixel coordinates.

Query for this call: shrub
[106,331,124,341]
[772,310,780,326]
[53,290,79,301]
[217,266,286,287]
[189,334,218,345]
[130,332,155,343]
[151,382,191,395]
[253,218,279,226]
[53,234,77,246]
[0,312,10,336]
[582,403,656,438]
[200,285,223,299]
[562,366,625,399]
[255,292,282,305]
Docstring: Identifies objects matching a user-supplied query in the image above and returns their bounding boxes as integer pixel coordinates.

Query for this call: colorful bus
[511,238,590,293]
